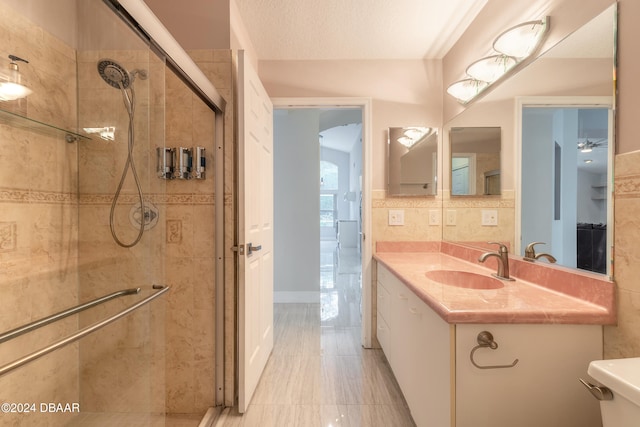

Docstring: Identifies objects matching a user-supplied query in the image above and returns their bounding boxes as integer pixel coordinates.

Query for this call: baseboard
[274,291,320,303]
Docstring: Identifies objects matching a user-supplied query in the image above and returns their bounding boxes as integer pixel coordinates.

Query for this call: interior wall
[274,109,321,301]
[259,59,444,250]
[321,146,351,221]
[350,135,363,222]
[521,109,554,254]
[260,59,442,193]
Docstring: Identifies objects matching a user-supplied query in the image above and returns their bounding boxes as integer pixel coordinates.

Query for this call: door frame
[272,97,374,348]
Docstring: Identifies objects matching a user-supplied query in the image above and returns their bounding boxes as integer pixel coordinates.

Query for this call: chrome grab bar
[0,287,141,345]
[0,286,170,378]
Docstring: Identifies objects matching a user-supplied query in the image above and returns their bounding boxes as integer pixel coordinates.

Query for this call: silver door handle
[247,243,262,256]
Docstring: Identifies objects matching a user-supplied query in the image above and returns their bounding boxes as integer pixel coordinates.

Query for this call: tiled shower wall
[0,3,79,426]
[606,151,640,357]
[76,46,168,414]
[0,0,231,421]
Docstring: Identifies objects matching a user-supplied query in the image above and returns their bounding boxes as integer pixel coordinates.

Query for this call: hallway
[222,241,415,426]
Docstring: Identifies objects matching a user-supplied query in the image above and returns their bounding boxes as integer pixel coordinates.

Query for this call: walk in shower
[0,0,225,425]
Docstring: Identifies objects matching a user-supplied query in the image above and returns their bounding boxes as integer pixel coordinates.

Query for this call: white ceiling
[320,123,362,153]
[234,0,488,60]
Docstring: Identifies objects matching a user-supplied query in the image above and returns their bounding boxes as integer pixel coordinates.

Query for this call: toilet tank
[588,358,640,427]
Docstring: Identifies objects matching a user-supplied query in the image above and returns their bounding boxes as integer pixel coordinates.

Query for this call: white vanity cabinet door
[376,279,392,358]
[455,324,603,427]
[405,290,451,427]
[377,264,452,427]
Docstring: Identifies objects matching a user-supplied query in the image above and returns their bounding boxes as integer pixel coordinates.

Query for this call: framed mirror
[450,127,501,196]
[388,127,438,196]
[442,3,616,277]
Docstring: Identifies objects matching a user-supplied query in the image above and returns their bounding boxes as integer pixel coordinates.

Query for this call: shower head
[97,59,131,89]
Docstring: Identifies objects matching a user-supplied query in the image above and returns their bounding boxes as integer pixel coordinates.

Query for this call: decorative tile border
[614,174,640,199]
[441,198,515,209]
[372,198,442,208]
[0,187,75,204]
[0,222,17,252]
[0,187,229,206]
[79,192,216,205]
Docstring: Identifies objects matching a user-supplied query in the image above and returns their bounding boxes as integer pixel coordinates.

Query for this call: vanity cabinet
[377,264,452,427]
[376,264,603,427]
[455,324,602,427]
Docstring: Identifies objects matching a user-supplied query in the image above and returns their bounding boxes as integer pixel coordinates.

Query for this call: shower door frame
[105,0,227,406]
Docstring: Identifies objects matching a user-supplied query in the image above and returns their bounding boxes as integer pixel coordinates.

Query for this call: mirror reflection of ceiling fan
[577,138,607,153]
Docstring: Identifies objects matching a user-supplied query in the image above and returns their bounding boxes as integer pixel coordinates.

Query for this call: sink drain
[129,201,159,231]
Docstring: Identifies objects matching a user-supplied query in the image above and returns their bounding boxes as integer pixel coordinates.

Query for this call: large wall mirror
[388,127,438,196]
[442,3,616,277]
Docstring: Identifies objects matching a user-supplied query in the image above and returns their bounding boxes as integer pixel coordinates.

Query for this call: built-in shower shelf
[0,107,91,142]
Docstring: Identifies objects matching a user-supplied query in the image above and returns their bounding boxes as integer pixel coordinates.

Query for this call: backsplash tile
[605,150,640,358]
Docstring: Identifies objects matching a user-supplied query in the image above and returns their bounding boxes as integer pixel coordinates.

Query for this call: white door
[237,50,274,413]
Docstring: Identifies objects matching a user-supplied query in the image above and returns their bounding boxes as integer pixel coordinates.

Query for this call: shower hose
[109,81,145,248]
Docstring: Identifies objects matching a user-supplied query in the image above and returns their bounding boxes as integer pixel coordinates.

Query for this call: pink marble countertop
[374,242,616,325]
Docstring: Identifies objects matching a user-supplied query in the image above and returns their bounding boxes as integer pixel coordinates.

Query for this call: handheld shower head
[97,59,131,89]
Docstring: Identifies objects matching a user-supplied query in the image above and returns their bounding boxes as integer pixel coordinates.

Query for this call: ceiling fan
[577,138,607,153]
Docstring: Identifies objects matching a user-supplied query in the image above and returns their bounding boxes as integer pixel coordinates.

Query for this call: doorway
[272,98,373,347]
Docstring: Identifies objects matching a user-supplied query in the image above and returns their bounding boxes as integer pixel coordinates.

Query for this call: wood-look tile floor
[222,242,416,427]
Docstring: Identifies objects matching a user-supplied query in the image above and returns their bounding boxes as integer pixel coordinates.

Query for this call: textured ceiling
[234,0,488,60]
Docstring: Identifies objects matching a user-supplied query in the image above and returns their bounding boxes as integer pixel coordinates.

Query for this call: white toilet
[586,357,640,426]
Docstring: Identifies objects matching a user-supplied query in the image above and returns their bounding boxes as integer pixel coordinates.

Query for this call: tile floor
[64,241,415,426]
[221,240,416,426]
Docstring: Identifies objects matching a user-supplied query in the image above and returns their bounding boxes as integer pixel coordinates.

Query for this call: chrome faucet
[523,241,557,263]
[479,242,515,281]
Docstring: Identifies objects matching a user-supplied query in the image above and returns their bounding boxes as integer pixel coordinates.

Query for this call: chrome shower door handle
[247,243,262,256]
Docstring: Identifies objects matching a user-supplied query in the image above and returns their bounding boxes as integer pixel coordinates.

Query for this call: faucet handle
[524,241,545,259]
[487,242,508,253]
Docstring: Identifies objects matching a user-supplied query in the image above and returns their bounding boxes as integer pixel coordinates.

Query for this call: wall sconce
[0,55,33,101]
[447,17,548,104]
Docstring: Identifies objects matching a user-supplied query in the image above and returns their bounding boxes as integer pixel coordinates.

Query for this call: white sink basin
[588,357,640,406]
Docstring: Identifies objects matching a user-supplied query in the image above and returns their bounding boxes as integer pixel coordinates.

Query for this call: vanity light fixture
[447,17,549,104]
[466,55,518,84]
[446,78,489,104]
[493,18,549,59]
[0,55,33,101]
[397,126,432,148]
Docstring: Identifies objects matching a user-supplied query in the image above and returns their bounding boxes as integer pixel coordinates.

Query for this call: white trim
[274,292,321,304]
[515,96,613,277]
[272,97,373,348]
